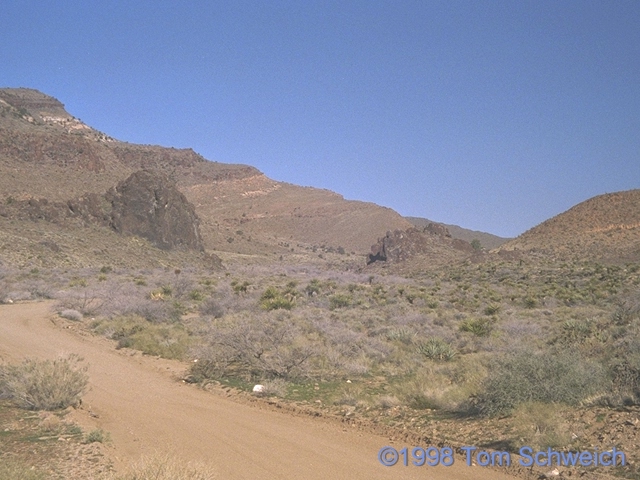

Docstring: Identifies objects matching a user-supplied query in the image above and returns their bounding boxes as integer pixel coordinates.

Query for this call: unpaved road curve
[0,301,517,479]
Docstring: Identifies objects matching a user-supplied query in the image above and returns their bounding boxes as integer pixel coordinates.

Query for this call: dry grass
[110,454,216,480]
[0,461,45,480]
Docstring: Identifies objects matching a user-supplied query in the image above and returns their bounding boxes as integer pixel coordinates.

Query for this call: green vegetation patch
[92,315,192,360]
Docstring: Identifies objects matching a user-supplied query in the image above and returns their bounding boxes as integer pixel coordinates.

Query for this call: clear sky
[2,1,639,237]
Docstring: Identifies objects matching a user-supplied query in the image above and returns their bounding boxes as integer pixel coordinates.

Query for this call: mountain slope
[498,190,640,263]
[0,88,412,265]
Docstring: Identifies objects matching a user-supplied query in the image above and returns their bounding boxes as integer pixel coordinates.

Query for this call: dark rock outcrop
[424,222,452,237]
[367,224,474,265]
[367,228,431,264]
[106,170,204,251]
[1,170,205,252]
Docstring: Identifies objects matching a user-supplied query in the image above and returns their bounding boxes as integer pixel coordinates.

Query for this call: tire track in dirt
[0,301,517,479]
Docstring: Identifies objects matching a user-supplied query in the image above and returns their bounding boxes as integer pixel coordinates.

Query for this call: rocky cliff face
[107,170,203,251]
[0,88,70,120]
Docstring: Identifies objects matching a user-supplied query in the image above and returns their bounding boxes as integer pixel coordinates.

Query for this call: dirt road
[0,301,517,479]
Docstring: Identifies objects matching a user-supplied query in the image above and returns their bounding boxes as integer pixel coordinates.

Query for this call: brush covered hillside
[499,190,640,264]
[0,88,412,267]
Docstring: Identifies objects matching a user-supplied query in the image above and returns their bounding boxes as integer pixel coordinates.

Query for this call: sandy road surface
[0,301,517,479]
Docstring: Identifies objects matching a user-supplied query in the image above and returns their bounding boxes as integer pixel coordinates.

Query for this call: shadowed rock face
[367,224,474,265]
[0,169,205,253]
[107,170,204,251]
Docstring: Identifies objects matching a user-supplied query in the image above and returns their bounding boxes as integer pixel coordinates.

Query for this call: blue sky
[2,1,639,237]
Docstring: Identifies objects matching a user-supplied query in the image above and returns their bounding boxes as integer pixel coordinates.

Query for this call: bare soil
[0,301,518,479]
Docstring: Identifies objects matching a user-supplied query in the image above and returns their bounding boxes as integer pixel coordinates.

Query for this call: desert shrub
[305,279,322,296]
[606,326,640,404]
[334,384,364,406]
[192,313,314,381]
[377,394,401,409]
[124,297,181,323]
[198,297,224,318]
[68,277,88,288]
[459,317,493,337]
[475,348,608,416]
[483,304,501,316]
[26,280,54,299]
[83,428,111,444]
[0,354,88,410]
[111,454,216,480]
[189,290,204,301]
[329,294,351,310]
[260,286,295,311]
[231,280,250,294]
[261,295,295,311]
[55,286,104,317]
[0,280,9,303]
[171,273,195,299]
[426,299,439,309]
[159,285,173,296]
[510,402,571,450]
[259,378,289,397]
[59,309,82,321]
[386,327,415,344]
[404,390,440,410]
[612,301,639,325]
[93,315,191,360]
[417,338,457,362]
[560,318,596,343]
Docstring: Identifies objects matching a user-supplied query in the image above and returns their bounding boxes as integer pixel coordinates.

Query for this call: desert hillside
[0,88,412,266]
[498,190,640,263]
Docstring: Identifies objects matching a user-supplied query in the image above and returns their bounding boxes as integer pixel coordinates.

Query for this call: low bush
[510,402,571,450]
[475,348,608,416]
[459,317,493,337]
[192,313,314,381]
[93,316,191,360]
[59,309,82,321]
[417,338,457,362]
[198,297,224,318]
[259,378,289,397]
[83,428,111,444]
[260,286,295,311]
[329,294,351,310]
[0,354,88,410]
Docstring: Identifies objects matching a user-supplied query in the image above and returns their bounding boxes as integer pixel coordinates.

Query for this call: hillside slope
[498,190,640,263]
[0,88,412,265]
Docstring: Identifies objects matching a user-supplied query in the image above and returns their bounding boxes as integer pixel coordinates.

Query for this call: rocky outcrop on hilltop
[107,170,203,251]
[0,88,69,120]
[367,223,474,265]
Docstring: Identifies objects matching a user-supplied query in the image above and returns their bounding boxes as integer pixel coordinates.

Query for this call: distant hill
[0,88,413,267]
[405,217,510,250]
[498,190,640,263]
